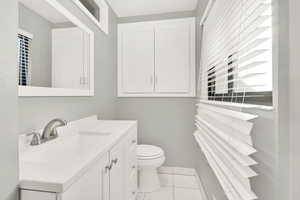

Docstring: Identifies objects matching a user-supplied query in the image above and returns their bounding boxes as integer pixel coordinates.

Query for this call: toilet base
[138,168,161,193]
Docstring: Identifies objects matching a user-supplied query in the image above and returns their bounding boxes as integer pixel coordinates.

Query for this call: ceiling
[19,0,69,24]
[106,0,199,17]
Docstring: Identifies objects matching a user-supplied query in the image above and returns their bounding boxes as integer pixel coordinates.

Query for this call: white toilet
[137,144,165,193]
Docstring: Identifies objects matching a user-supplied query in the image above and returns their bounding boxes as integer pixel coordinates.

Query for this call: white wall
[0,0,19,200]
[289,0,300,199]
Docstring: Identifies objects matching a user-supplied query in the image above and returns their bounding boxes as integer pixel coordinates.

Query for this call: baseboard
[158,166,197,175]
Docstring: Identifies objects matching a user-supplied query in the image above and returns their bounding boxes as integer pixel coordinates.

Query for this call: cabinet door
[154,19,195,94]
[118,26,155,94]
[109,141,125,200]
[52,27,86,89]
[60,153,109,200]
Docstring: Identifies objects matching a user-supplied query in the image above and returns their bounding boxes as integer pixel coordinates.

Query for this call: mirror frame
[18,0,94,97]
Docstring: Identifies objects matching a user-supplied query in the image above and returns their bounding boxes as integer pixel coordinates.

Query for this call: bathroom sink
[81,130,112,136]
[80,124,114,136]
[20,132,108,165]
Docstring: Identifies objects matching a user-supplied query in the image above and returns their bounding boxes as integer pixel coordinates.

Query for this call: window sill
[198,100,274,111]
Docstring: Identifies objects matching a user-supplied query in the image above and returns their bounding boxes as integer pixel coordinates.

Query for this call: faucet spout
[41,118,67,140]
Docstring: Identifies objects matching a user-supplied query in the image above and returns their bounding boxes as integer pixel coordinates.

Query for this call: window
[199,0,273,106]
[79,0,100,20]
[18,30,33,86]
[74,0,109,34]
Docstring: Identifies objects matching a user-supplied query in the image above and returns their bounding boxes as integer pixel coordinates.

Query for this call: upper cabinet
[118,18,195,97]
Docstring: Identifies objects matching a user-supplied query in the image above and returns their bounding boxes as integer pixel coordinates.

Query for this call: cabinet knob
[131,139,137,144]
[132,165,136,169]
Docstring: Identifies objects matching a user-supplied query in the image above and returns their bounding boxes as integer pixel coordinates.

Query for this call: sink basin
[81,131,112,136]
[20,132,107,165]
[80,124,114,136]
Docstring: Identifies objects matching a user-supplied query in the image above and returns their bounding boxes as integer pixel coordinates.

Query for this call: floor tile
[159,173,174,187]
[173,167,196,176]
[173,175,199,189]
[158,166,174,174]
[144,187,173,200]
[174,188,203,200]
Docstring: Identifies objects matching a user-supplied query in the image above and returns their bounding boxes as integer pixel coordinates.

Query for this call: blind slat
[199,1,272,99]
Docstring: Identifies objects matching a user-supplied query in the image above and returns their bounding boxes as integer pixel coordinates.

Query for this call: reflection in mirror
[18,0,92,92]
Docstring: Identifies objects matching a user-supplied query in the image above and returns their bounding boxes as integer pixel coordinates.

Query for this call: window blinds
[198,0,273,106]
[18,33,32,86]
[194,103,258,200]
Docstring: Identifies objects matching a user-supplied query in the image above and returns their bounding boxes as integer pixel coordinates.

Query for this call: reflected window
[18,31,32,86]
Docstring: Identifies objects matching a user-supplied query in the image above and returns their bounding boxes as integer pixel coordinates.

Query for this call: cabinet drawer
[21,190,56,200]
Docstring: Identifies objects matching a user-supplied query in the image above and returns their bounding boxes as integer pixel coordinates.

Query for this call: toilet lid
[137,145,164,158]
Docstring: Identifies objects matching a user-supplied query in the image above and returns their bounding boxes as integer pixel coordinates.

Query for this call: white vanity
[19,116,138,200]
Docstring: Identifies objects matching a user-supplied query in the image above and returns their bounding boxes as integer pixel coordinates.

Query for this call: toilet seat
[137,145,164,160]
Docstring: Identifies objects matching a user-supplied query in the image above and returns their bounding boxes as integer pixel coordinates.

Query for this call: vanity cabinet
[20,125,137,200]
[60,153,109,200]
[118,18,195,97]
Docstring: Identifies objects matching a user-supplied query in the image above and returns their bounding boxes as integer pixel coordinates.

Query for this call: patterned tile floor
[137,173,204,200]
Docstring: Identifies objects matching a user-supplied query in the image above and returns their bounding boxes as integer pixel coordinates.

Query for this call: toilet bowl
[137,144,165,193]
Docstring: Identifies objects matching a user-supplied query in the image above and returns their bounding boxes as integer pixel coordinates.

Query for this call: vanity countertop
[19,119,137,193]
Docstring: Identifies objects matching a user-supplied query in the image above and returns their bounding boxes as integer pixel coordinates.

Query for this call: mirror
[18,0,94,96]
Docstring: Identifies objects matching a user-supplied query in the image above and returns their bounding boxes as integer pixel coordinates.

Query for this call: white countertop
[19,119,137,193]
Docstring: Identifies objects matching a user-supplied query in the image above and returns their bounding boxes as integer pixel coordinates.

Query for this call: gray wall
[0,0,19,200]
[18,0,118,134]
[194,1,279,200]
[289,0,300,199]
[19,3,53,87]
[116,11,199,168]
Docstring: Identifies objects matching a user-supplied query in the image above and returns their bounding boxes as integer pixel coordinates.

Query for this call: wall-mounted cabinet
[118,18,195,97]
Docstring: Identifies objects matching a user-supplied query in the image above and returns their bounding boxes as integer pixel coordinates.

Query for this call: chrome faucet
[41,118,68,141]
[29,118,67,145]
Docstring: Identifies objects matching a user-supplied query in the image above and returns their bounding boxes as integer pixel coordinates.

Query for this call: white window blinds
[198,0,273,106]
[194,103,258,200]
[18,32,32,86]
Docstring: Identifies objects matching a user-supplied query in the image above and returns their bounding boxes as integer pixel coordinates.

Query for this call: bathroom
[0,0,298,200]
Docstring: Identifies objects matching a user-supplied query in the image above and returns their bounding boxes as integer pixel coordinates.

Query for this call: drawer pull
[105,164,112,172]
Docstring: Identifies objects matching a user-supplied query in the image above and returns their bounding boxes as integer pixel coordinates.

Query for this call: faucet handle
[30,132,41,146]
